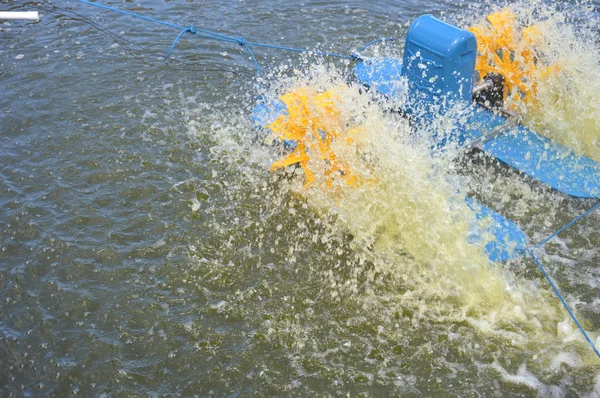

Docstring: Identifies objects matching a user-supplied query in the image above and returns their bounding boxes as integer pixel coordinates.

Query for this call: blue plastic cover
[401,15,477,112]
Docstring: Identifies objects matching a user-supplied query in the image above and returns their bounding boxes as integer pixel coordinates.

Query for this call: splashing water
[466,0,600,162]
[222,60,596,378]
[188,2,600,395]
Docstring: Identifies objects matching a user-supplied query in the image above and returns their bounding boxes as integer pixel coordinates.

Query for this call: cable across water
[527,248,600,359]
[522,200,600,359]
[76,0,393,74]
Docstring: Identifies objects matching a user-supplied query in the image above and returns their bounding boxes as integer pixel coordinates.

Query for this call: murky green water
[2,0,600,396]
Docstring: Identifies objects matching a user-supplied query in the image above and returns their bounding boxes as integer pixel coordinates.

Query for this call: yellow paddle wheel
[469,9,560,108]
[266,86,364,189]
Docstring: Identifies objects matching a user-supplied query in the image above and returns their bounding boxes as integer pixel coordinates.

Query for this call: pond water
[2,0,600,396]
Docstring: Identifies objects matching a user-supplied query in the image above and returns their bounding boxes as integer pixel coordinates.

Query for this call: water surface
[2,0,600,396]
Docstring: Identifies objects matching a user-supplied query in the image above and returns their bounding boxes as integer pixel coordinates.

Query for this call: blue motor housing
[401,15,477,115]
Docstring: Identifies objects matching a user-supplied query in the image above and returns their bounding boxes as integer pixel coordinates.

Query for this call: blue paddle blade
[252,98,298,150]
[483,126,600,199]
[466,198,528,262]
[252,97,288,126]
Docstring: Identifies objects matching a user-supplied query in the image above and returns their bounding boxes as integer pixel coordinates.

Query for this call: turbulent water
[2,0,600,396]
